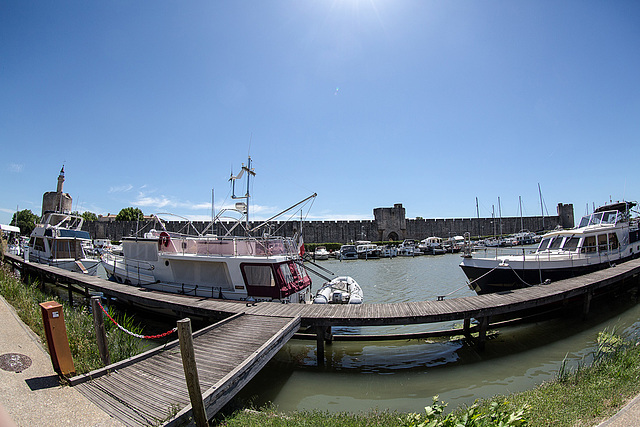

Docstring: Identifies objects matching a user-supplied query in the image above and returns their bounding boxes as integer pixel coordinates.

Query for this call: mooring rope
[95,299,177,339]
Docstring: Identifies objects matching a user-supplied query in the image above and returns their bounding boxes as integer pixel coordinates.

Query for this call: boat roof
[0,224,20,233]
[595,201,636,213]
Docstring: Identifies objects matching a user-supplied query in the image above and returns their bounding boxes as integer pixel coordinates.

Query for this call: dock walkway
[4,253,640,425]
[70,313,299,426]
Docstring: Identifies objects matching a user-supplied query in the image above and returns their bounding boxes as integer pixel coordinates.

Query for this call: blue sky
[1,1,639,226]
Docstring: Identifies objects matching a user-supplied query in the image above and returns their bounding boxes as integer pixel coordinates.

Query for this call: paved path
[0,295,123,427]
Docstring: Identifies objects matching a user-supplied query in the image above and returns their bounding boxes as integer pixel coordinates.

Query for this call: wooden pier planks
[6,253,640,327]
[72,314,300,426]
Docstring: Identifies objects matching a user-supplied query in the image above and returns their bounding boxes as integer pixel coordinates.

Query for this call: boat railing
[103,252,155,278]
[157,234,299,258]
[475,243,625,266]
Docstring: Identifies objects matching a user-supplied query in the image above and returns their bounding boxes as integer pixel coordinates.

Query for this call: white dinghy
[313,276,363,304]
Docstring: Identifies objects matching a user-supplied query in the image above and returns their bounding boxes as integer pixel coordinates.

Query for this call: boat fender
[158,232,171,249]
[313,294,328,304]
[348,295,363,304]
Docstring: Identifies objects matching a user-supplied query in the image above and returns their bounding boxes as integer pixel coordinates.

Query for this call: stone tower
[556,203,574,229]
[374,203,406,241]
[41,166,73,216]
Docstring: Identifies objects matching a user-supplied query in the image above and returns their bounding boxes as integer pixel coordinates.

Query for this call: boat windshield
[578,210,619,228]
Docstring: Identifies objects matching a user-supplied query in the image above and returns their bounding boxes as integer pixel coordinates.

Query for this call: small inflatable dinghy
[313,276,363,304]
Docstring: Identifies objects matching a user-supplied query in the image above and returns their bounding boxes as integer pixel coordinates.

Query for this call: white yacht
[460,201,640,294]
[101,157,315,303]
[26,212,100,275]
[313,246,330,260]
[337,244,358,260]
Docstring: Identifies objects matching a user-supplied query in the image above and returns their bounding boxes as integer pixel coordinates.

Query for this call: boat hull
[461,253,639,294]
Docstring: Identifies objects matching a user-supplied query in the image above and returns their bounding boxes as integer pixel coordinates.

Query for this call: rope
[96,299,177,339]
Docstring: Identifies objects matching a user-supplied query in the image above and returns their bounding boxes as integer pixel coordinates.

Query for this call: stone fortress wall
[85,203,574,243]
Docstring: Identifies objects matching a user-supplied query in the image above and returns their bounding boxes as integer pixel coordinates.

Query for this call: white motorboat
[101,157,315,304]
[356,242,380,259]
[460,201,640,294]
[313,246,330,260]
[25,211,100,275]
[379,245,397,258]
[397,239,421,256]
[313,276,363,304]
[337,244,358,260]
[418,237,446,255]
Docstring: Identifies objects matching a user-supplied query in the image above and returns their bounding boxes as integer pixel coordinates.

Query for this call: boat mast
[498,196,502,239]
[519,196,523,231]
[492,205,496,237]
[476,197,479,238]
[538,183,545,230]
[230,156,256,231]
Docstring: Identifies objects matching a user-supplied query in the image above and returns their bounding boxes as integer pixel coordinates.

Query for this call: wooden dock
[69,313,299,426]
[4,253,640,425]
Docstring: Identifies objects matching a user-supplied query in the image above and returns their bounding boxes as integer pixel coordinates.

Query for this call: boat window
[54,240,75,258]
[244,265,275,287]
[33,237,45,252]
[538,238,551,251]
[549,237,563,250]
[609,233,619,250]
[602,211,618,224]
[590,213,604,226]
[578,216,590,228]
[562,237,580,251]
[597,234,608,252]
[583,236,597,253]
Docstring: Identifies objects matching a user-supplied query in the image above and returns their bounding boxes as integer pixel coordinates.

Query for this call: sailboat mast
[498,196,502,238]
[519,196,523,231]
[538,183,544,230]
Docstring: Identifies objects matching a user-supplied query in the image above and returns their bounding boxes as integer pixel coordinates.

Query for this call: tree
[11,209,39,235]
[116,207,144,222]
[82,211,98,222]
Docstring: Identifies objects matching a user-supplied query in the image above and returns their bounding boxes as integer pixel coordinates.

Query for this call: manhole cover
[0,353,32,372]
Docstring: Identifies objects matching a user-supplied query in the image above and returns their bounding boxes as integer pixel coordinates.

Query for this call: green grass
[0,264,147,374]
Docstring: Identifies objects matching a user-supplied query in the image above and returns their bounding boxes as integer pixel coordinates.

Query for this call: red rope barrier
[96,299,177,339]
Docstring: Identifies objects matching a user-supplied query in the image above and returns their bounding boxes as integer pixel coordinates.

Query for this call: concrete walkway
[598,394,640,427]
[0,295,123,427]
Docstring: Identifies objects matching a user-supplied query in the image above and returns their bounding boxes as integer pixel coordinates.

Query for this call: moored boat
[313,246,330,260]
[26,211,100,275]
[313,276,363,304]
[460,201,640,294]
[337,244,358,260]
[24,167,100,275]
[101,157,315,304]
[356,242,380,259]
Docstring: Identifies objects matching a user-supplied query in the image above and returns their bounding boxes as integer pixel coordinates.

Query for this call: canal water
[230,250,640,413]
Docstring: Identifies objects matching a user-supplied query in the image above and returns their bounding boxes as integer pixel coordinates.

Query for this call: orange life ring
[158,232,171,249]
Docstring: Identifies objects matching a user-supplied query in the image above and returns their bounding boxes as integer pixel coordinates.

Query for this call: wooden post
[323,326,333,343]
[67,283,74,306]
[477,316,489,351]
[463,318,471,339]
[316,325,325,366]
[583,290,593,317]
[91,296,110,366]
[177,318,208,427]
